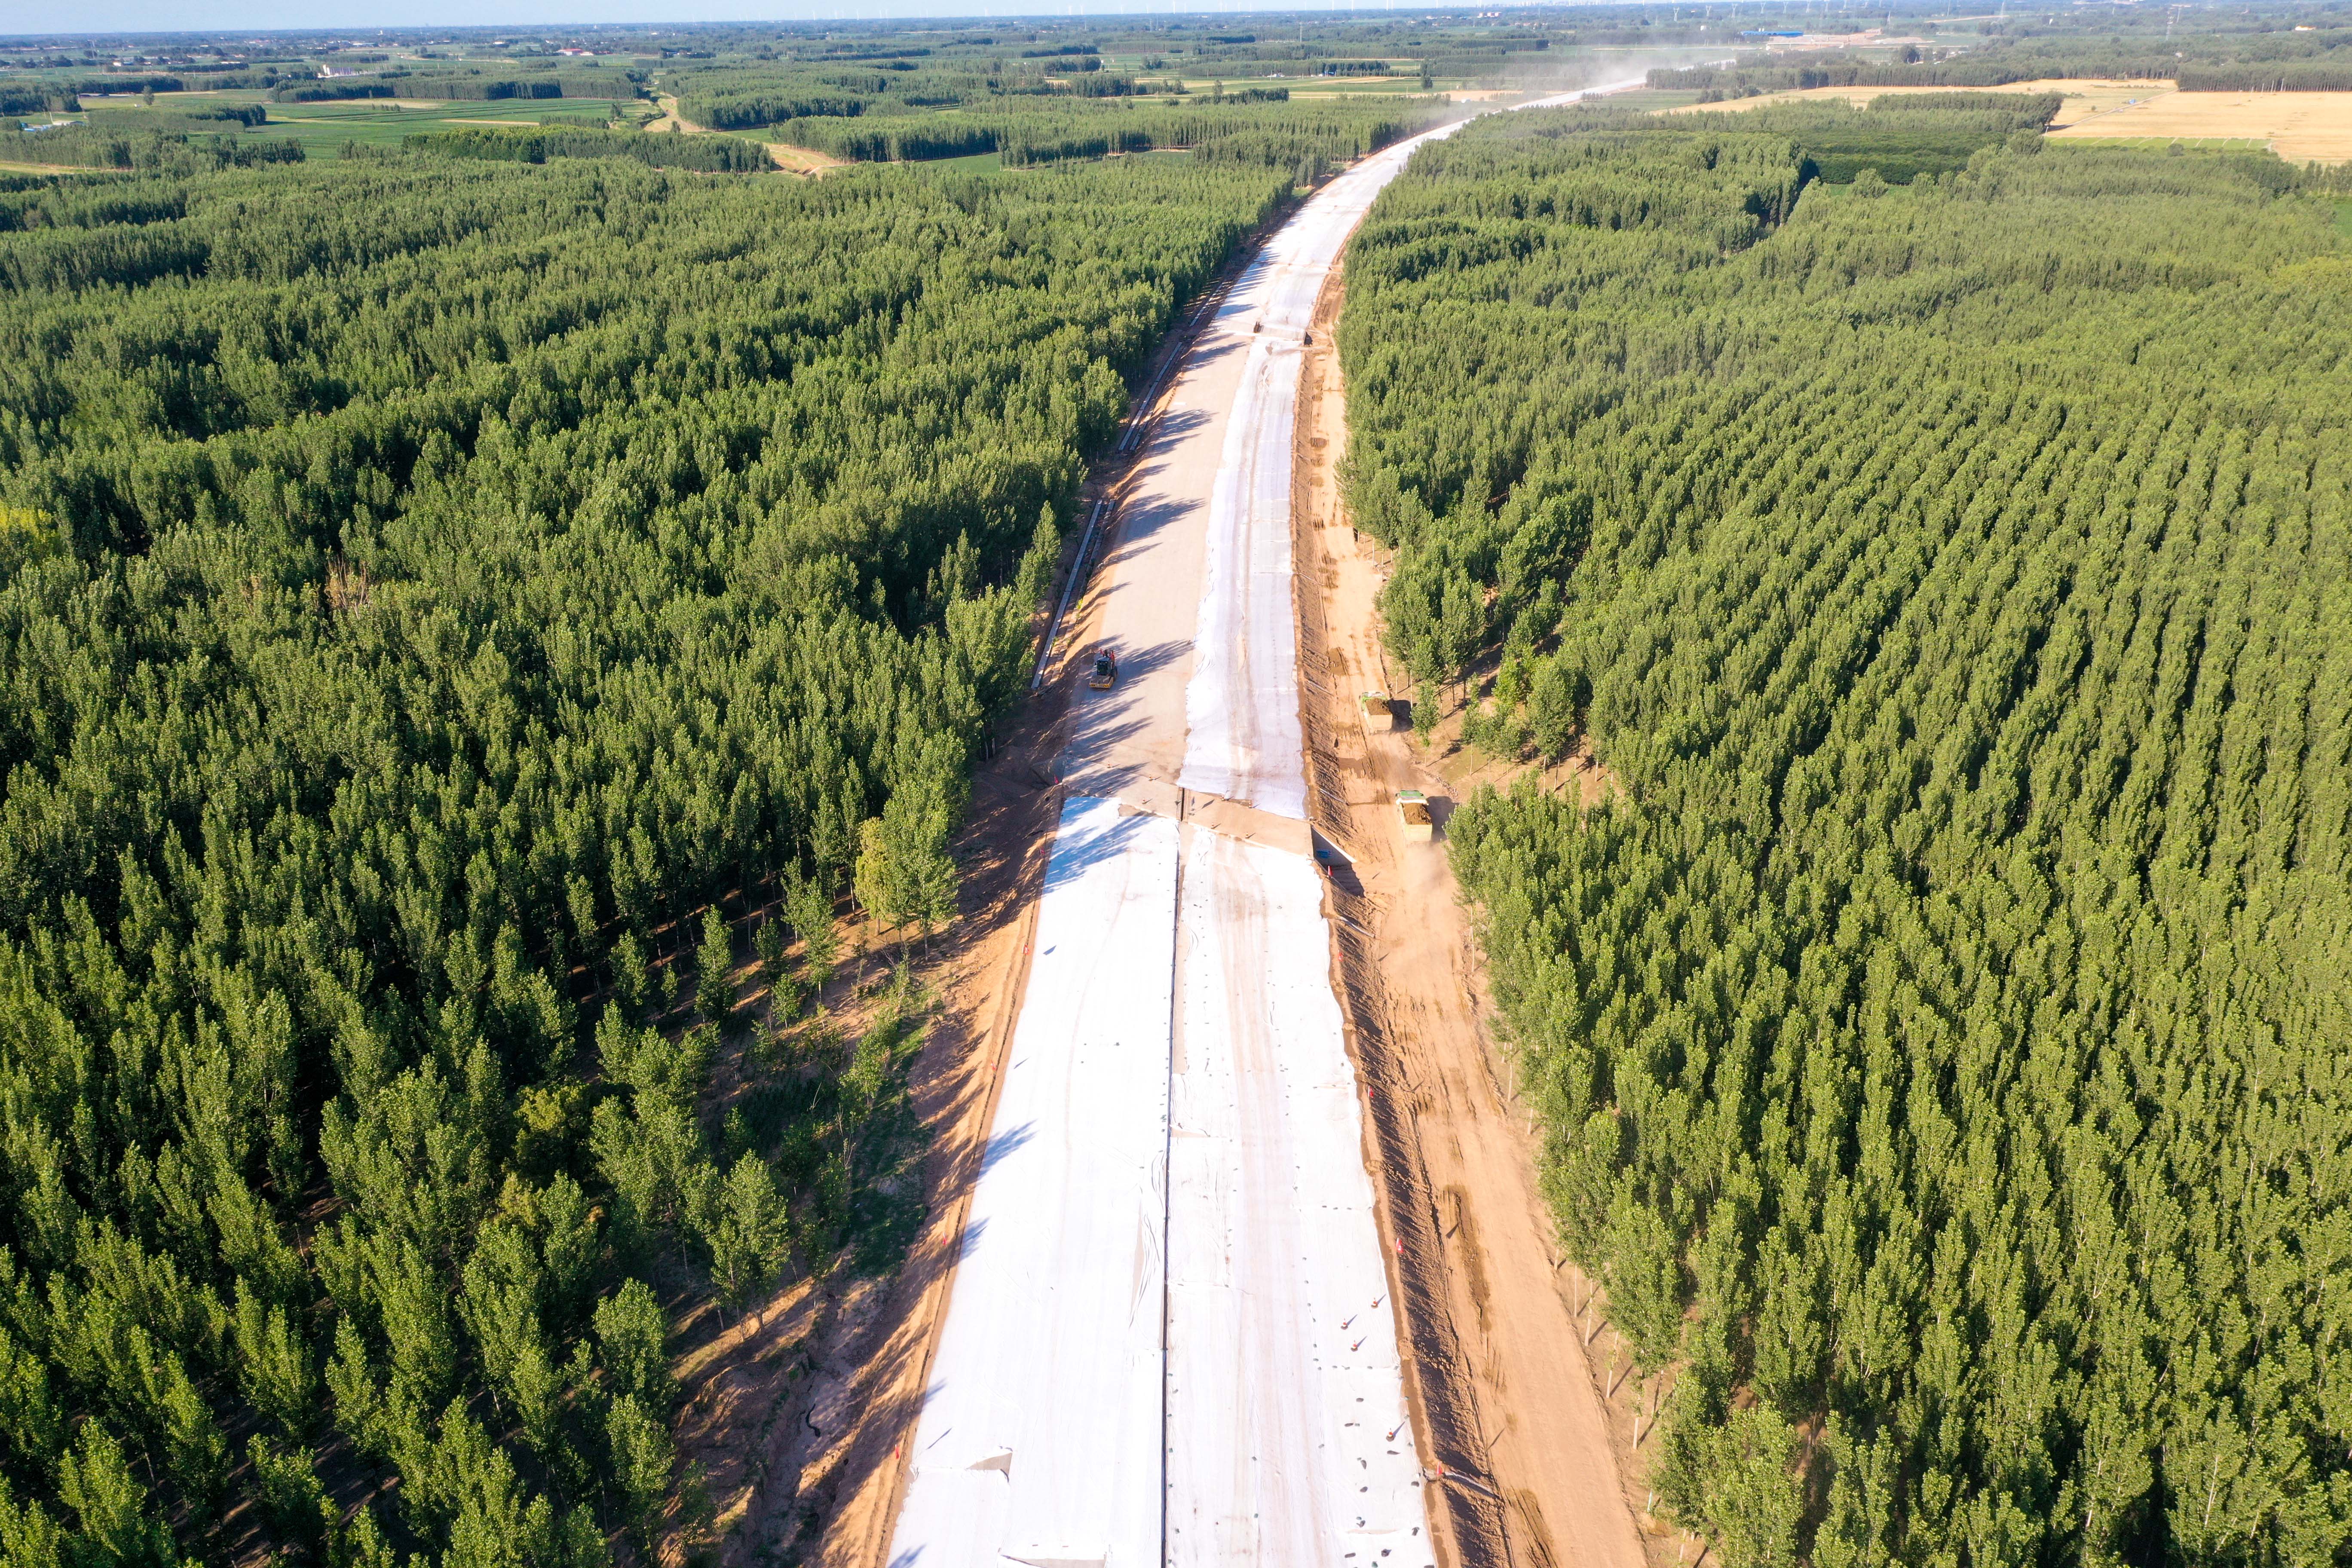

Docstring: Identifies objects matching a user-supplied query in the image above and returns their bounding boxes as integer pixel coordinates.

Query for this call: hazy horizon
[9,0,1553,40]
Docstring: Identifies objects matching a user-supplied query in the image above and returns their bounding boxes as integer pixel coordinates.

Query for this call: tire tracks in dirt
[1292,265,1654,1568]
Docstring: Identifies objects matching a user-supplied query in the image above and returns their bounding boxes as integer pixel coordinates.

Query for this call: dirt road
[1293,270,1661,1568]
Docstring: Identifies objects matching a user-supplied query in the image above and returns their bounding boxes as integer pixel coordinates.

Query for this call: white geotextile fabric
[1177,80,1640,819]
[889,797,1178,1568]
[1181,328,1309,820]
[1167,828,1433,1566]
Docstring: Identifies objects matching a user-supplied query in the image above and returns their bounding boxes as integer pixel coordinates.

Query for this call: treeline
[0,182,193,234]
[0,151,1288,1564]
[767,96,1429,169]
[1721,95,2062,184]
[2180,63,2352,90]
[402,126,767,172]
[0,67,392,101]
[0,122,303,172]
[83,104,273,131]
[675,64,1145,132]
[273,75,636,104]
[1345,107,2352,1564]
[1652,57,2160,93]
[0,89,77,116]
[683,91,868,129]
[664,46,1360,149]
[671,61,1066,130]
[1654,23,2352,95]
[2,108,270,139]
[0,77,249,112]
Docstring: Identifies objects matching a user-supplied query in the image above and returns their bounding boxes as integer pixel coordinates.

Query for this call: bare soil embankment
[752,253,1256,1565]
[640,706,1067,1567]
[1294,267,1710,1568]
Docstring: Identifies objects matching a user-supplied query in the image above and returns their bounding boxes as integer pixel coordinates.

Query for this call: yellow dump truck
[1359,691,1399,730]
[1395,790,1434,843]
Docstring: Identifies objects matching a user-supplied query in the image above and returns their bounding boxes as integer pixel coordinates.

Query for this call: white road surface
[891,80,1643,1568]
[1167,828,1425,1563]
[892,797,1176,1568]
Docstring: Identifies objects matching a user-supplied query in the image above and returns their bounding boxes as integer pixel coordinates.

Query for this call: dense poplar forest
[1344,107,2352,1564]
[0,149,1289,1562]
[655,42,1447,174]
[752,95,1433,178]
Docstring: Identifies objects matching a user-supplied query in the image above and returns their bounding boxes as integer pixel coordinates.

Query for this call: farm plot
[1684,77,2352,162]
[2045,87,2352,162]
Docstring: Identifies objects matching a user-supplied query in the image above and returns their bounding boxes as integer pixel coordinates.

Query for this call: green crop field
[261,97,634,147]
[2,92,642,159]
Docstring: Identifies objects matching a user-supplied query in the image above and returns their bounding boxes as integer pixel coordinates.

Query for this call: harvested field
[2046,88,2352,163]
[1680,77,2170,122]
[1681,77,2352,163]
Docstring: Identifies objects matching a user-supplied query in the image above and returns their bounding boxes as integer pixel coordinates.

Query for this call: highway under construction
[885,80,1646,1568]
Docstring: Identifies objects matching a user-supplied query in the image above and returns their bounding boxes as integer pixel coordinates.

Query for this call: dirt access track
[1292,263,1706,1568]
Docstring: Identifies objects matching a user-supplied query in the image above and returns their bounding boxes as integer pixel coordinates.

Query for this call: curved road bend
[888,79,1648,1568]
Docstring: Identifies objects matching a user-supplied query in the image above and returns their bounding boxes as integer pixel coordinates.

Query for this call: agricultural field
[1680,76,2171,123]
[1343,98,2352,1565]
[1685,79,2352,165]
[2045,87,2352,164]
[87,91,640,150]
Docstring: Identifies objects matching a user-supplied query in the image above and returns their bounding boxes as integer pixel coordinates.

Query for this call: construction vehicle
[1359,691,1399,730]
[1087,646,1118,690]
[1395,790,1433,843]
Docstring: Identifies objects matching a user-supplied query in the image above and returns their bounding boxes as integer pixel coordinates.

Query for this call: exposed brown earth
[765,143,849,175]
[642,95,701,135]
[1293,268,1711,1568]
[654,688,1074,1567]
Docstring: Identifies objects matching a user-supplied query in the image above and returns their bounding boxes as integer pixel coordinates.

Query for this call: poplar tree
[1353,106,2352,1561]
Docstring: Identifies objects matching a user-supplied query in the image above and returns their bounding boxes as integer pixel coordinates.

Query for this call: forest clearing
[761,143,848,175]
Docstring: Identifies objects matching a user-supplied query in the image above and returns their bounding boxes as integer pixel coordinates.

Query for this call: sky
[11,0,1494,37]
